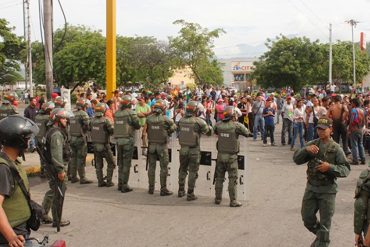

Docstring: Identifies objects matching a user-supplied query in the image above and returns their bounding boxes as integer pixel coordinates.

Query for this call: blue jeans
[350,131,365,162]
[292,122,304,148]
[306,123,315,142]
[253,114,265,140]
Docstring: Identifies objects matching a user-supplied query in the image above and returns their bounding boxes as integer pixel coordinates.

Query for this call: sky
[1,0,370,58]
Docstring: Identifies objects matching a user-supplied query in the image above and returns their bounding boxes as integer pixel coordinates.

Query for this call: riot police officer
[214,106,250,207]
[0,115,39,246]
[69,99,92,184]
[41,108,71,228]
[146,99,177,196]
[90,103,116,187]
[293,116,350,247]
[354,165,370,246]
[114,95,140,193]
[0,93,18,150]
[0,93,18,120]
[34,101,55,177]
[54,96,66,109]
[178,100,212,201]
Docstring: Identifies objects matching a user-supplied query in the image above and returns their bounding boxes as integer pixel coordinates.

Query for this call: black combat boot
[148,185,154,194]
[106,170,114,187]
[215,189,222,205]
[178,185,185,198]
[121,184,133,193]
[98,181,107,187]
[187,189,197,201]
[160,187,173,196]
[52,219,71,228]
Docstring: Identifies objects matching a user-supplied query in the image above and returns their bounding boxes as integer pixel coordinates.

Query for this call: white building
[219,57,257,91]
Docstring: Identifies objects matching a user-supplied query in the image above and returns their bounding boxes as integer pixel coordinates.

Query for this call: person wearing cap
[293,116,350,247]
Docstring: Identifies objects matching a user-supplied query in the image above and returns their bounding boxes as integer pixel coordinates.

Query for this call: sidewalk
[23,151,94,175]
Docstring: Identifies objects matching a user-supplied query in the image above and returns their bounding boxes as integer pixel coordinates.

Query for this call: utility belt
[308,178,334,186]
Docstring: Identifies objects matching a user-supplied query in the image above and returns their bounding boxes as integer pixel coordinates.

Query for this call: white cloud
[1,0,369,57]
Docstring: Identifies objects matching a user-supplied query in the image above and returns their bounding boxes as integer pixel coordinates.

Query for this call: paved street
[21,123,364,247]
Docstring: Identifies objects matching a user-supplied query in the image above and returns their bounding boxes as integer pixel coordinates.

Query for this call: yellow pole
[106,0,116,99]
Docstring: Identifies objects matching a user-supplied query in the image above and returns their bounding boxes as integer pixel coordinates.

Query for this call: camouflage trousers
[116,143,134,190]
[42,173,67,223]
[301,189,336,247]
[215,153,238,202]
[148,143,169,189]
[70,136,87,179]
[93,144,116,184]
[178,146,200,192]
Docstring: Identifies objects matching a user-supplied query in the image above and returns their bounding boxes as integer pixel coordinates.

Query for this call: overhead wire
[0,1,22,9]
[54,0,67,52]
[287,0,327,38]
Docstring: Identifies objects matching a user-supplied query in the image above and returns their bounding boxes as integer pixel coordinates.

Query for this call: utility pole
[26,0,33,97]
[43,0,53,100]
[329,23,332,84]
[106,0,116,99]
[346,19,359,87]
[23,0,28,90]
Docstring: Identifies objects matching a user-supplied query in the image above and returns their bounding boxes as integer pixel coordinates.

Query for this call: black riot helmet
[0,115,39,150]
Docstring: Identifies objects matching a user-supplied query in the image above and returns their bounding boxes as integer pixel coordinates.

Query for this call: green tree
[32,25,106,90]
[170,20,225,86]
[252,35,327,91]
[331,41,370,84]
[117,36,174,90]
[0,19,24,85]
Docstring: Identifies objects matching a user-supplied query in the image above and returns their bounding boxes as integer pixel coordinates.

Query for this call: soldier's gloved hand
[58,172,65,181]
[316,162,330,173]
[306,145,319,154]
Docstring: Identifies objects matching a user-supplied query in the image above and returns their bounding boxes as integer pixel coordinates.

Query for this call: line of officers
[34,95,251,212]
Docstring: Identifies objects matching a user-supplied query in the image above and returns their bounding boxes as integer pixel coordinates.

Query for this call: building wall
[219,57,257,91]
[168,67,195,89]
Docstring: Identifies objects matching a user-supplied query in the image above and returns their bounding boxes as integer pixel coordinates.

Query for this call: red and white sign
[360,32,366,51]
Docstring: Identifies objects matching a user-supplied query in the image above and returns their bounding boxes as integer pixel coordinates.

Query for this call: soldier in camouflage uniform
[293,116,350,247]
[178,101,212,201]
[114,95,140,193]
[213,106,250,207]
[354,165,370,246]
[35,101,55,177]
[90,103,116,187]
[54,96,66,109]
[146,99,177,196]
[69,99,92,184]
[0,94,18,120]
[0,94,18,150]
[41,108,71,227]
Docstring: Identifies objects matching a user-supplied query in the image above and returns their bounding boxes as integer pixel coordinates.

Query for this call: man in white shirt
[281,96,294,145]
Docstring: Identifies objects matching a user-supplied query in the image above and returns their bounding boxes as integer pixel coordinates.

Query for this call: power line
[287,0,327,37]
[54,0,68,52]
[0,1,22,9]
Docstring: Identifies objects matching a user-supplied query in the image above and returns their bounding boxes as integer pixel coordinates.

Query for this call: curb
[25,155,94,176]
